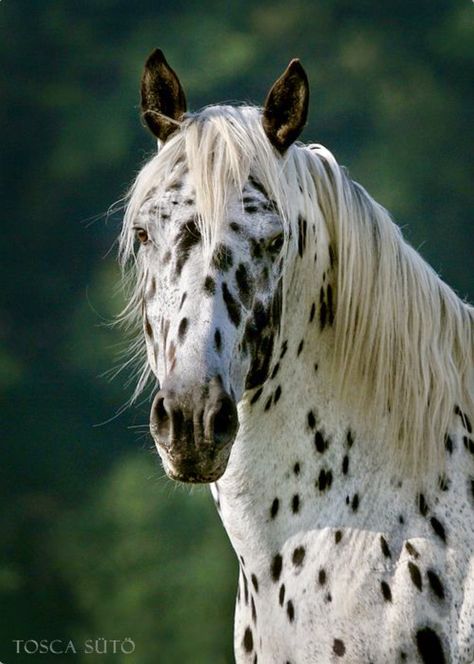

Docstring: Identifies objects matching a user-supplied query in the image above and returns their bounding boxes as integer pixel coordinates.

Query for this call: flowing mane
[119,104,473,478]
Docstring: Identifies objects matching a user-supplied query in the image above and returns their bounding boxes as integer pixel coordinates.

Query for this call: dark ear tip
[286,58,308,81]
[145,48,167,68]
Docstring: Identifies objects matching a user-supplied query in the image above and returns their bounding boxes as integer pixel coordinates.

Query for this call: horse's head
[125,50,309,483]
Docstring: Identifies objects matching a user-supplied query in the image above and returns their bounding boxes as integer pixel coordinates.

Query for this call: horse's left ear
[141,49,187,142]
[262,59,309,153]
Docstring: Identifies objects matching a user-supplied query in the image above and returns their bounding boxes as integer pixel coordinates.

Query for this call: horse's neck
[216,286,406,564]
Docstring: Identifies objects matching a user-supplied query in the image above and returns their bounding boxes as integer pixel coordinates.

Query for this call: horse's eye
[268,233,284,254]
[134,228,149,245]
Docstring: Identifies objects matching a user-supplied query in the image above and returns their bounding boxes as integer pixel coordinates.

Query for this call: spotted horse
[117,49,474,663]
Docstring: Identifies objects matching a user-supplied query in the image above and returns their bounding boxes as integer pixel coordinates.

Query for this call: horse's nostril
[212,396,238,446]
[152,395,171,439]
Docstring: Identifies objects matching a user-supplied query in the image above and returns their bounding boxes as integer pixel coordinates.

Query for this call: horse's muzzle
[149,377,239,483]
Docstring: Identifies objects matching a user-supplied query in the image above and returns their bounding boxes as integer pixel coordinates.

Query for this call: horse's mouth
[153,438,234,484]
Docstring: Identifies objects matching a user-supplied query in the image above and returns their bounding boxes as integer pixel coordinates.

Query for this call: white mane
[119,105,473,478]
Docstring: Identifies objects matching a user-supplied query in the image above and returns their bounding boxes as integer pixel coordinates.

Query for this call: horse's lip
[165,468,225,484]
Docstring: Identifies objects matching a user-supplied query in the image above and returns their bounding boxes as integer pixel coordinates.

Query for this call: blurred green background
[1,1,472,662]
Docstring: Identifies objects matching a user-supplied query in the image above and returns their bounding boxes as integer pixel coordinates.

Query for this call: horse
[117,49,474,663]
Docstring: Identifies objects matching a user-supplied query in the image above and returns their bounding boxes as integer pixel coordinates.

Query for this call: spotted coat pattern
[134,164,473,664]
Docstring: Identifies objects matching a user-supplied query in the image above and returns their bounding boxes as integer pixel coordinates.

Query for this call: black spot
[408,562,423,591]
[325,592,332,603]
[222,282,241,327]
[280,340,288,359]
[279,584,285,606]
[175,217,201,276]
[307,410,316,429]
[245,204,260,214]
[318,568,326,585]
[317,468,333,492]
[415,627,446,664]
[430,517,446,543]
[314,431,326,453]
[405,542,420,559]
[418,493,429,517]
[250,388,263,405]
[243,626,253,653]
[333,639,346,657]
[335,530,342,544]
[178,291,187,310]
[297,339,304,356]
[464,436,474,454]
[242,571,249,604]
[455,405,472,433]
[236,263,254,307]
[427,570,445,600]
[212,243,233,272]
[444,435,453,454]
[346,431,354,448]
[204,275,216,295]
[274,385,282,403]
[380,536,391,559]
[251,574,259,593]
[398,514,405,524]
[293,462,300,475]
[319,287,327,330]
[264,396,272,411]
[438,475,449,491]
[270,362,280,379]
[251,596,257,624]
[144,315,153,338]
[291,494,300,514]
[342,455,349,475]
[148,277,157,299]
[270,498,279,519]
[252,300,269,333]
[292,546,305,567]
[286,600,295,622]
[351,494,359,512]
[214,328,222,353]
[380,580,392,602]
[250,238,262,259]
[297,215,307,257]
[271,554,283,582]
[178,317,188,342]
[329,244,335,269]
[309,302,316,322]
[245,332,274,390]
[248,175,270,199]
[230,221,241,233]
[327,284,334,325]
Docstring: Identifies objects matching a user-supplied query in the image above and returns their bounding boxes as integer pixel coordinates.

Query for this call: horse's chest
[233,526,465,664]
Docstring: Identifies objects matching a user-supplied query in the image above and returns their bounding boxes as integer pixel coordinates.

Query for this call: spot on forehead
[248,175,270,199]
[204,275,216,295]
[175,217,201,277]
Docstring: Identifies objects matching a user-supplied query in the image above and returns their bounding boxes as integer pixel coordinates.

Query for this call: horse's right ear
[141,49,187,142]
